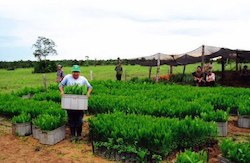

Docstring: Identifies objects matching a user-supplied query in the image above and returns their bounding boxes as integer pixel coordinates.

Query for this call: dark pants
[67,110,84,136]
[206,81,215,87]
[194,79,205,86]
[116,74,122,81]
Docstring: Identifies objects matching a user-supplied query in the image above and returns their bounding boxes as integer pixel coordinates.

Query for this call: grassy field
[0,62,242,94]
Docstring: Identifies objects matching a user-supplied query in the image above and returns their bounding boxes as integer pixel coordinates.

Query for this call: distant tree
[32,36,57,61]
[32,36,57,73]
[85,56,89,66]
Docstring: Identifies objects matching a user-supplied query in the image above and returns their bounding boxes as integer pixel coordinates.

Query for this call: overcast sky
[0,0,250,61]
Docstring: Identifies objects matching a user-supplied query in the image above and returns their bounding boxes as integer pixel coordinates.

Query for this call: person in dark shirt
[115,62,123,81]
[192,66,205,87]
[56,65,65,83]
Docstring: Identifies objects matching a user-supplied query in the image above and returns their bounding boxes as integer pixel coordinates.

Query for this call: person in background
[115,62,123,81]
[207,60,213,70]
[204,60,213,75]
[192,66,205,87]
[240,65,250,84]
[206,70,215,87]
[59,65,92,142]
[56,65,65,83]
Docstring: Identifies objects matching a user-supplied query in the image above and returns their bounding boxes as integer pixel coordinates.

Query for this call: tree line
[0,59,132,70]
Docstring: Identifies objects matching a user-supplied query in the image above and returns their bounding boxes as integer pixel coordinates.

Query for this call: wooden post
[236,60,238,71]
[156,53,160,83]
[221,57,225,79]
[201,45,205,72]
[124,69,127,82]
[170,65,173,74]
[149,67,152,79]
[236,52,239,71]
[239,63,242,71]
[90,71,93,81]
[182,65,186,81]
[42,74,46,89]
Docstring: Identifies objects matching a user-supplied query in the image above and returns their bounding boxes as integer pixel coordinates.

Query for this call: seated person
[240,65,250,83]
[192,66,205,87]
[206,70,215,87]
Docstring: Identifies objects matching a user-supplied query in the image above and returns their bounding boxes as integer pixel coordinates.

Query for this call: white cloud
[0,0,250,61]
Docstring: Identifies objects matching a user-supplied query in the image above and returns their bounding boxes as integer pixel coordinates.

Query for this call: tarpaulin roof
[130,45,250,66]
[130,53,181,66]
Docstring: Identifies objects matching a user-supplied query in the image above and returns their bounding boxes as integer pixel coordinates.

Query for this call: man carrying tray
[59,65,92,142]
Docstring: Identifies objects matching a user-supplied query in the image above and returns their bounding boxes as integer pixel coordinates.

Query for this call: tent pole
[156,53,160,83]
[170,65,173,74]
[201,45,205,72]
[222,57,225,79]
[149,66,152,79]
[236,60,238,71]
[236,52,239,71]
[182,65,186,81]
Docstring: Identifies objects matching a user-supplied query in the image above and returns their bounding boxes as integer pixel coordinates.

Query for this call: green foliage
[152,154,162,162]
[220,138,250,163]
[32,90,61,103]
[64,84,88,95]
[238,101,250,115]
[89,112,218,157]
[33,60,57,73]
[0,94,66,119]
[48,83,60,90]
[12,86,46,97]
[129,77,155,84]
[12,113,31,123]
[201,109,229,122]
[33,114,66,131]
[176,150,208,163]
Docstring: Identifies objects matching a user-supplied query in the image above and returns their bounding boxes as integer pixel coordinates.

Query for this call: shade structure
[130,45,250,66]
[130,53,181,66]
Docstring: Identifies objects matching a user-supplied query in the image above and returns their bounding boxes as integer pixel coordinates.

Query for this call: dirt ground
[0,116,249,163]
[0,116,113,163]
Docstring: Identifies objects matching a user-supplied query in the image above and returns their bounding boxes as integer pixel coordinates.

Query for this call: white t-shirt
[59,74,92,89]
[206,73,215,81]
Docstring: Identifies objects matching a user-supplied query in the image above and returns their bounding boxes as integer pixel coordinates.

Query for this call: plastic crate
[32,125,41,139]
[39,126,65,145]
[61,94,88,110]
[238,115,250,128]
[12,122,32,136]
[217,121,228,137]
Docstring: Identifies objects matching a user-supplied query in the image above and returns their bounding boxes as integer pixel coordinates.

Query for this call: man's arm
[58,76,67,96]
[87,88,92,98]
[59,86,64,96]
[84,78,93,97]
